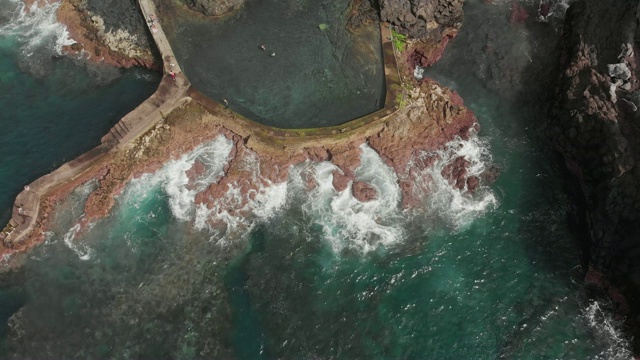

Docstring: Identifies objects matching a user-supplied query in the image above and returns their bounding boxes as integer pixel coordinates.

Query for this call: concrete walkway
[0,0,192,250]
[103,0,190,147]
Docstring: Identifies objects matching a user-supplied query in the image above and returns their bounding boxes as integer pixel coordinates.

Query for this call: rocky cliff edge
[548,0,640,351]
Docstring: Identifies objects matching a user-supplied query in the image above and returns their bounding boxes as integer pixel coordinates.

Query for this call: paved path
[103,0,190,147]
[1,0,192,250]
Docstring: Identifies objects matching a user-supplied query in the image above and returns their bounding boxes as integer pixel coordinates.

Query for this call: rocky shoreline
[545,0,640,352]
[55,0,158,69]
[15,0,640,352]
[0,0,487,260]
[1,76,481,262]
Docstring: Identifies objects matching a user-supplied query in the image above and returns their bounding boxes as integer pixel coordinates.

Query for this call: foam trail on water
[411,133,497,230]
[300,144,404,254]
[583,301,633,360]
[123,135,234,222]
[63,223,94,260]
[0,0,74,56]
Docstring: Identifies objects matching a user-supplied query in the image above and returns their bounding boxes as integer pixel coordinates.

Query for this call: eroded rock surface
[56,0,157,68]
[379,0,463,40]
[185,0,244,16]
[547,0,640,350]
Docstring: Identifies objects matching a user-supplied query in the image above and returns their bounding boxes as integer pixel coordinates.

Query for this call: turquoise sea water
[0,0,634,358]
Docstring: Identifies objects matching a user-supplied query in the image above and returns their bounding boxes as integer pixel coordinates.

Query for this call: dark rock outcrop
[185,0,244,16]
[347,0,379,32]
[378,0,463,40]
[547,0,640,350]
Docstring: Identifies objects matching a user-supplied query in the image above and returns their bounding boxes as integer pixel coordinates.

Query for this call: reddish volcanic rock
[509,0,529,24]
[441,156,470,190]
[56,0,157,69]
[185,159,206,185]
[352,181,378,202]
[407,32,456,70]
[300,167,319,191]
[2,74,484,265]
[368,79,476,174]
[466,176,480,193]
[332,170,351,192]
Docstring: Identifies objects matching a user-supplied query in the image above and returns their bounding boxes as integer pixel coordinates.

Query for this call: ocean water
[0,0,160,225]
[0,0,634,359]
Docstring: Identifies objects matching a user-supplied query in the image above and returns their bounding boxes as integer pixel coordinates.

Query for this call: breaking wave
[123,135,234,222]
[108,132,496,254]
[410,133,497,230]
[63,223,94,261]
[193,151,289,240]
[484,0,573,22]
[0,0,74,56]
[298,144,405,254]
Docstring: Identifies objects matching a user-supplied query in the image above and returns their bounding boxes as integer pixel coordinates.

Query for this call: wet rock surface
[185,0,244,16]
[547,0,640,351]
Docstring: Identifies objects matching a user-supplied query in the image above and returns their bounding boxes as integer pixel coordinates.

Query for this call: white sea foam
[299,144,405,254]
[115,134,494,252]
[409,133,497,230]
[194,151,289,241]
[583,301,633,360]
[63,223,94,260]
[125,135,234,222]
[0,0,74,56]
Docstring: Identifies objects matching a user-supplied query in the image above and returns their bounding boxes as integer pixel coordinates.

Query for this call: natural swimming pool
[158,0,385,129]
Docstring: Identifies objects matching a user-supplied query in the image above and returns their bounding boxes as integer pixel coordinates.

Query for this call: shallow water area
[158,0,385,129]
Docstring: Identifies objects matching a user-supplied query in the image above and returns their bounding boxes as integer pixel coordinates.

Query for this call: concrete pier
[102,0,191,147]
[0,0,193,250]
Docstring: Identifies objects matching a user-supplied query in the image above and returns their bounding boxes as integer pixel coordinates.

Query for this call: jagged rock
[379,0,463,40]
[185,0,244,16]
[608,63,631,80]
[352,181,378,202]
[56,0,157,69]
[346,0,379,31]
[547,0,640,352]
[441,156,469,190]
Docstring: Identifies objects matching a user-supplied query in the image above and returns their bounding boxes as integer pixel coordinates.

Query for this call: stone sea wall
[547,0,640,351]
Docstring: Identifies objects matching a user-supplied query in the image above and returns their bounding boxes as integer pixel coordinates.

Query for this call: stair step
[115,123,127,138]
[111,127,123,141]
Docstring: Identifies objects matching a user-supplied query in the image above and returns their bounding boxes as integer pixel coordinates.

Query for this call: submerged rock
[185,0,244,16]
